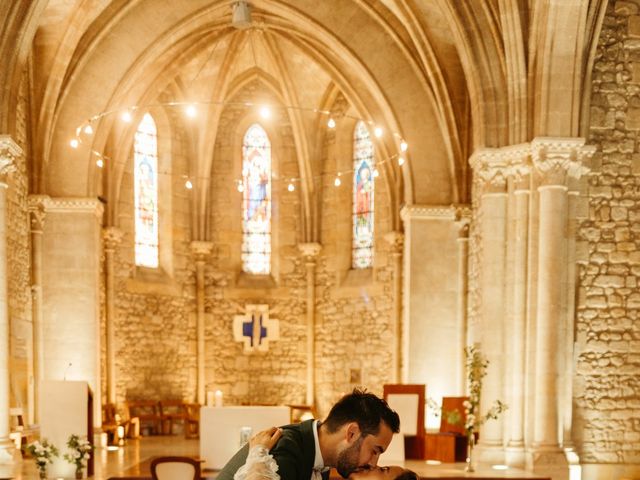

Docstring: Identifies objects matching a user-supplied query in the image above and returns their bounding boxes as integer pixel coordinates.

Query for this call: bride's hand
[249,427,283,451]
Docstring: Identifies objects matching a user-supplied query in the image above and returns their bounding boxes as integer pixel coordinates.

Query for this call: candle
[215,390,223,407]
[206,391,214,407]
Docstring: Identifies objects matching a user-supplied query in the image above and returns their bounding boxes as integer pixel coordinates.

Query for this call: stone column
[190,241,213,405]
[384,232,404,383]
[469,149,509,461]
[504,148,531,467]
[0,136,18,459]
[455,216,470,392]
[41,197,104,427]
[298,243,321,406]
[528,138,591,476]
[103,227,123,404]
[28,195,48,424]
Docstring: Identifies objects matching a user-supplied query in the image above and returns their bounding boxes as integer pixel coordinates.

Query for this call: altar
[199,405,290,470]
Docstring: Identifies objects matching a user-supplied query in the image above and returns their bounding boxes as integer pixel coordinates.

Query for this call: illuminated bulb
[334,177,341,187]
[96,158,104,168]
[259,105,271,119]
[121,111,132,123]
[398,156,405,166]
[185,179,193,190]
[400,141,408,152]
[374,126,383,138]
[373,169,379,178]
[84,125,94,135]
[287,183,295,192]
[185,104,197,118]
[70,139,79,149]
[327,118,336,129]
[237,182,245,193]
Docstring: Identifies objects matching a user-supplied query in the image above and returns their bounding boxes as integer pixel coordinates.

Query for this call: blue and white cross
[233,304,280,353]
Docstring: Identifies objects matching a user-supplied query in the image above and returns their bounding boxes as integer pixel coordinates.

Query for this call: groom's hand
[249,427,283,451]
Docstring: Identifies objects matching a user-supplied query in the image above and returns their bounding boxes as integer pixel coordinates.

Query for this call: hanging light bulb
[185,179,193,189]
[334,176,341,187]
[84,125,94,135]
[398,156,405,166]
[373,169,379,178]
[327,118,336,129]
[185,104,197,118]
[259,105,271,119]
[287,182,295,192]
[96,158,104,168]
[121,111,133,123]
[237,181,245,193]
[374,126,383,138]
[400,140,408,152]
[70,139,79,149]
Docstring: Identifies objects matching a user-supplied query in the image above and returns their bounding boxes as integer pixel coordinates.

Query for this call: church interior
[0,0,639,479]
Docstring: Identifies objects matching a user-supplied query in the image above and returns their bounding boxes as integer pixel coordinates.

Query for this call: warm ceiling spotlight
[121,111,133,123]
[185,179,193,190]
[374,126,383,138]
[334,177,341,187]
[259,105,271,119]
[287,183,295,192]
[400,141,408,152]
[96,158,104,168]
[327,118,336,129]
[185,104,197,118]
[398,156,405,166]
[70,139,79,149]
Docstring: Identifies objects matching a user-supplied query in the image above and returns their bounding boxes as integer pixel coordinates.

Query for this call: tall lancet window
[242,123,272,274]
[134,113,159,268]
[352,121,375,269]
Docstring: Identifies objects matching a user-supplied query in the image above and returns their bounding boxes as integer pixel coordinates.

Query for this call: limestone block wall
[8,69,33,414]
[577,0,640,464]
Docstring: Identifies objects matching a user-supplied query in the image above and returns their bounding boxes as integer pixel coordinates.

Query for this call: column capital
[383,231,404,254]
[43,197,104,218]
[400,204,461,222]
[0,135,20,185]
[190,241,214,262]
[298,242,322,262]
[531,137,594,186]
[470,148,510,193]
[28,195,49,233]
[103,227,124,251]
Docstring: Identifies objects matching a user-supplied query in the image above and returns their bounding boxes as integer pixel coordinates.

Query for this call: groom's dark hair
[323,388,400,436]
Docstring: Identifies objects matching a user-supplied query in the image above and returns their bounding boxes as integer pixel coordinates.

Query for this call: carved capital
[383,231,404,254]
[531,137,593,186]
[103,227,124,251]
[298,242,322,261]
[470,148,509,193]
[28,195,49,233]
[400,204,459,221]
[43,197,104,218]
[190,241,214,262]
[0,135,20,184]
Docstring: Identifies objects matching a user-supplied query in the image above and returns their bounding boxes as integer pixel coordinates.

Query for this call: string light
[287,183,295,192]
[237,181,245,193]
[185,179,193,189]
[70,139,79,149]
[400,141,408,152]
[96,158,104,168]
[398,156,405,166]
[327,118,336,129]
[84,125,94,135]
[374,126,383,138]
[334,176,341,187]
[373,169,379,178]
[121,111,133,123]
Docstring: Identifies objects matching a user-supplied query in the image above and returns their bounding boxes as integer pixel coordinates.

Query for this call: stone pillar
[470,149,509,461]
[384,232,404,383]
[455,217,470,393]
[528,138,591,477]
[0,136,18,459]
[190,241,213,405]
[28,195,48,424]
[504,148,531,468]
[41,197,104,427]
[103,227,123,404]
[298,243,321,406]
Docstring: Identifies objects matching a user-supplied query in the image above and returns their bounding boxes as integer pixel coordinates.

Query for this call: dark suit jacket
[216,419,329,480]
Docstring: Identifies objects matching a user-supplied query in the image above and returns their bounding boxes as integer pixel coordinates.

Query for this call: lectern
[39,381,94,478]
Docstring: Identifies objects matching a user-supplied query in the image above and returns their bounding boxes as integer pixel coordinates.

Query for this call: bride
[235,427,418,480]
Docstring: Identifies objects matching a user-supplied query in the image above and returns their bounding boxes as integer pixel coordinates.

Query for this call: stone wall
[577,0,640,463]
[8,68,33,415]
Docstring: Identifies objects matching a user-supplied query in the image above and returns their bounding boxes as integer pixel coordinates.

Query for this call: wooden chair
[150,456,201,480]
[127,400,161,436]
[159,400,185,435]
[183,403,200,439]
[425,396,469,462]
[288,404,316,423]
[383,384,426,459]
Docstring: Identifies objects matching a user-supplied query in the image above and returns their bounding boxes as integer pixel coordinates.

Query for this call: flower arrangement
[26,439,59,479]
[63,434,94,479]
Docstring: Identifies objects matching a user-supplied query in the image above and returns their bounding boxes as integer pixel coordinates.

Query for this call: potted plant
[26,439,59,479]
[63,434,94,479]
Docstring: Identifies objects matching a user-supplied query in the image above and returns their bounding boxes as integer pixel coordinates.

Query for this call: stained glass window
[352,121,375,269]
[242,123,271,274]
[134,113,159,268]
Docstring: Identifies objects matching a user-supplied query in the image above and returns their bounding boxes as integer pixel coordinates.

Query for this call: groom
[216,388,400,480]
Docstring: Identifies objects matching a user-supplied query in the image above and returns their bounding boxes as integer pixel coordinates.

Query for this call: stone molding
[42,197,104,217]
[103,227,124,251]
[28,195,49,233]
[0,135,20,184]
[383,231,404,253]
[190,241,214,262]
[298,242,322,261]
[400,204,469,221]
[531,137,593,185]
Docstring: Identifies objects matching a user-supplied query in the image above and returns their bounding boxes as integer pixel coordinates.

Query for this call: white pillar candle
[214,390,223,407]
[206,391,214,407]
